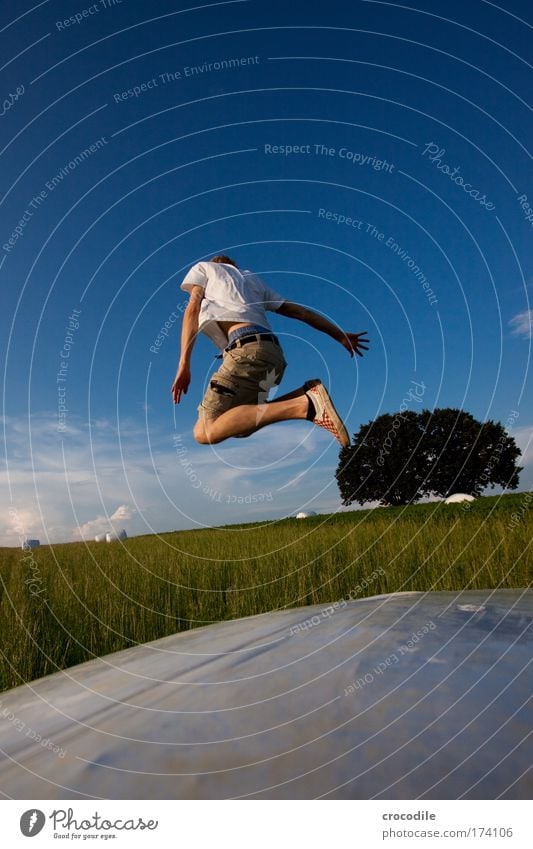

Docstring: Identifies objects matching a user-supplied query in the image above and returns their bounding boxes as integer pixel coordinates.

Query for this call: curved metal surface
[0,590,531,799]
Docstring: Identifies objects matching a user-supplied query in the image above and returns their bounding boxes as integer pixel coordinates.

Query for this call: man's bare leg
[229,382,320,438]
[194,395,309,444]
[268,378,320,404]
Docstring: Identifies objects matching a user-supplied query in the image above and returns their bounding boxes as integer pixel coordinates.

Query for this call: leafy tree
[419,408,522,498]
[336,407,522,507]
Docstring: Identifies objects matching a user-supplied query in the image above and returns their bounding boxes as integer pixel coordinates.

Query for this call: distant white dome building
[21,539,40,550]
[444,493,475,504]
[295,511,317,519]
[106,529,128,542]
[94,534,107,542]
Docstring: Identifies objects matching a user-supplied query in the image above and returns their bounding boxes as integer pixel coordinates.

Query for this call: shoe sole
[308,382,350,447]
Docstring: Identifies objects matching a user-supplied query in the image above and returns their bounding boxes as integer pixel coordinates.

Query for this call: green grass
[0,492,531,693]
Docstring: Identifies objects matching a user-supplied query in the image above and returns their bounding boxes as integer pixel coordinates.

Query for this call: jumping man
[171,256,369,446]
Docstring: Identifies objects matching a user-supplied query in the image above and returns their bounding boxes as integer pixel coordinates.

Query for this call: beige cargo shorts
[198,338,287,420]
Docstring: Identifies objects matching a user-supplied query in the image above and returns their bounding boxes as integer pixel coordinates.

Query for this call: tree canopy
[336,408,522,507]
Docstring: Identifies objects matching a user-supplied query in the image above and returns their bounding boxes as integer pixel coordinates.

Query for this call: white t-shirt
[180,261,286,350]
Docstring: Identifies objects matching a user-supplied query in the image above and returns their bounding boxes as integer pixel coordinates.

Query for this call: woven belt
[225,332,279,351]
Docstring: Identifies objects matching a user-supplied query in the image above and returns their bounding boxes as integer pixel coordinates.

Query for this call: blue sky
[1,0,531,544]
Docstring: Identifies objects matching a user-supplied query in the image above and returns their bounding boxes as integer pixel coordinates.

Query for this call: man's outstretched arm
[276,301,369,357]
[171,286,204,404]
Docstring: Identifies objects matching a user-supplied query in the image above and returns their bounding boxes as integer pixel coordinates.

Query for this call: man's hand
[171,364,191,404]
[339,331,370,357]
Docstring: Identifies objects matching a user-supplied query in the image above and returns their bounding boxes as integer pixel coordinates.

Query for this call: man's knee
[194,415,225,444]
[193,419,210,444]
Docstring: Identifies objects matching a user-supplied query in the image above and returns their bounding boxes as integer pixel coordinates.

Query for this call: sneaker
[305,381,350,447]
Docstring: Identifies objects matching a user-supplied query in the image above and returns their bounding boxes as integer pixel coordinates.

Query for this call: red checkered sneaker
[305,382,350,447]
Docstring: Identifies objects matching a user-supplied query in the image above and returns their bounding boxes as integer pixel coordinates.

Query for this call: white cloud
[509,309,533,339]
[2,505,44,544]
[78,504,135,540]
[0,412,341,544]
[513,425,533,481]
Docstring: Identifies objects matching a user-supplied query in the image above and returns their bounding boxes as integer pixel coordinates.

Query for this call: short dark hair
[210,255,238,267]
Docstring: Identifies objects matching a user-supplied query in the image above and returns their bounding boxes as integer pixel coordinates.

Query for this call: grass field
[0,492,531,693]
